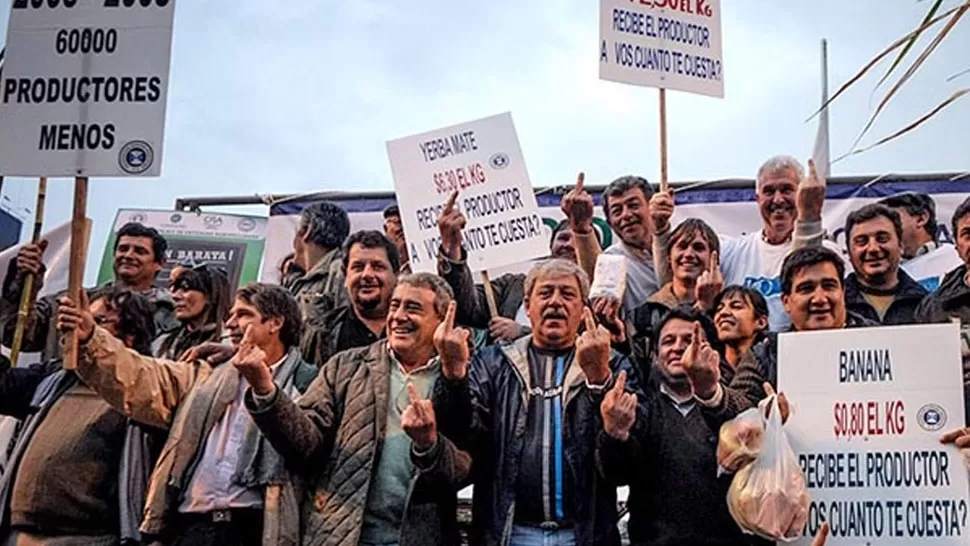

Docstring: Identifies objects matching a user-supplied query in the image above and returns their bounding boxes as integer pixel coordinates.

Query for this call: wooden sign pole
[9,177,48,366]
[63,176,88,371]
[479,270,500,318]
[659,88,669,192]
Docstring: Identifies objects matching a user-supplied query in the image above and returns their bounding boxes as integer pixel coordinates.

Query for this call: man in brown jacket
[59,283,316,546]
[239,272,471,546]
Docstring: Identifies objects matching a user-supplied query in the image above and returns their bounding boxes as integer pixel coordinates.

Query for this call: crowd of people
[0,154,968,546]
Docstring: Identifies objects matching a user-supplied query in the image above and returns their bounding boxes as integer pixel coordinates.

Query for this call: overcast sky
[1,0,969,282]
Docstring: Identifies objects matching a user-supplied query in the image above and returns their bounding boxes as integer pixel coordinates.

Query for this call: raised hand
[437,191,466,261]
[488,316,526,343]
[56,290,94,343]
[591,296,625,343]
[16,240,48,276]
[560,172,595,234]
[401,382,438,451]
[434,301,470,380]
[576,307,612,385]
[796,158,826,222]
[682,322,721,399]
[649,190,675,234]
[694,250,724,312]
[811,522,830,546]
[601,370,637,441]
[232,327,274,395]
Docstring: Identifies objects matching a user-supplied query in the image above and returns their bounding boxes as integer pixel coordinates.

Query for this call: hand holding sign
[796,158,826,223]
[402,382,438,451]
[437,191,466,262]
[561,172,595,234]
[16,240,48,276]
[601,370,637,441]
[55,290,93,343]
[682,322,720,399]
[649,190,674,234]
[434,301,470,381]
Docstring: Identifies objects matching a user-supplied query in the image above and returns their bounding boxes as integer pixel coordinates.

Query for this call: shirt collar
[659,382,695,407]
[386,343,440,376]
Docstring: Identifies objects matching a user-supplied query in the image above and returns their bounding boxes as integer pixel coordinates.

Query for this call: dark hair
[665,218,720,260]
[713,285,769,323]
[298,202,351,250]
[91,286,156,356]
[398,272,454,318]
[952,196,970,239]
[235,283,303,349]
[115,222,167,264]
[602,175,654,219]
[844,204,903,244]
[652,304,722,356]
[383,204,400,220]
[549,219,601,248]
[171,265,231,328]
[780,246,845,296]
[342,230,400,275]
[879,192,938,239]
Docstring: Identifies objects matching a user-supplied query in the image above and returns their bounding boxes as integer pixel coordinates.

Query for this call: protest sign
[779,324,969,545]
[98,209,268,292]
[599,0,724,98]
[0,0,176,177]
[385,112,547,275]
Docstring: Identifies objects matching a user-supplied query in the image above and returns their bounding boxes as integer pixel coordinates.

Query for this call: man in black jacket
[598,305,760,546]
[686,246,877,425]
[433,258,642,546]
[842,204,927,325]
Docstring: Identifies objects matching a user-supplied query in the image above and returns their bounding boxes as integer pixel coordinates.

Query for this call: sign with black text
[0,0,176,177]
[779,324,970,545]
[385,112,547,274]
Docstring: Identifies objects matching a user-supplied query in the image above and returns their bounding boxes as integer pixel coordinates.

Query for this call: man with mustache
[598,306,763,546]
[239,273,470,546]
[433,259,642,545]
[563,174,659,317]
[879,191,961,293]
[437,192,588,344]
[712,285,769,369]
[1,222,178,362]
[685,246,876,423]
[842,204,927,325]
[60,283,317,546]
[383,204,412,275]
[653,157,841,332]
[289,201,352,358]
[302,230,399,366]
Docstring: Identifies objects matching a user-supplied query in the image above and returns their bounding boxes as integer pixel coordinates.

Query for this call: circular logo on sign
[128,212,147,224]
[489,153,510,170]
[203,215,223,229]
[237,218,257,232]
[170,213,182,224]
[119,141,154,174]
[918,404,947,431]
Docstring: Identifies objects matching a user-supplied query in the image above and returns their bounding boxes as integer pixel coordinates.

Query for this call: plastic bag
[726,396,810,542]
[588,254,627,301]
[716,407,764,475]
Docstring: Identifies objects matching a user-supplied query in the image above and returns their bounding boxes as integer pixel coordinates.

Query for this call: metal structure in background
[173,172,970,213]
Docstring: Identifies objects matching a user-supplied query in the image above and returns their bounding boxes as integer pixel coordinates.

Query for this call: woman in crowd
[152,263,232,360]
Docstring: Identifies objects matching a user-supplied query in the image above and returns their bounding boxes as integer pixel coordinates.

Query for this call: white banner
[780,324,970,545]
[385,112,547,274]
[0,0,177,177]
[0,220,81,300]
[599,0,724,97]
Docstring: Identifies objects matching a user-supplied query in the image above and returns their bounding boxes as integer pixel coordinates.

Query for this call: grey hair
[398,272,454,318]
[756,155,804,188]
[524,259,591,301]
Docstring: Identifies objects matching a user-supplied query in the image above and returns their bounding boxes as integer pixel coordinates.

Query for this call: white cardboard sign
[385,112,547,274]
[599,0,724,98]
[0,0,176,177]
[779,324,970,545]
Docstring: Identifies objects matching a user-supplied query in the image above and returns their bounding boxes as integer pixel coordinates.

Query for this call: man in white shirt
[654,156,840,332]
[879,191,961,293]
